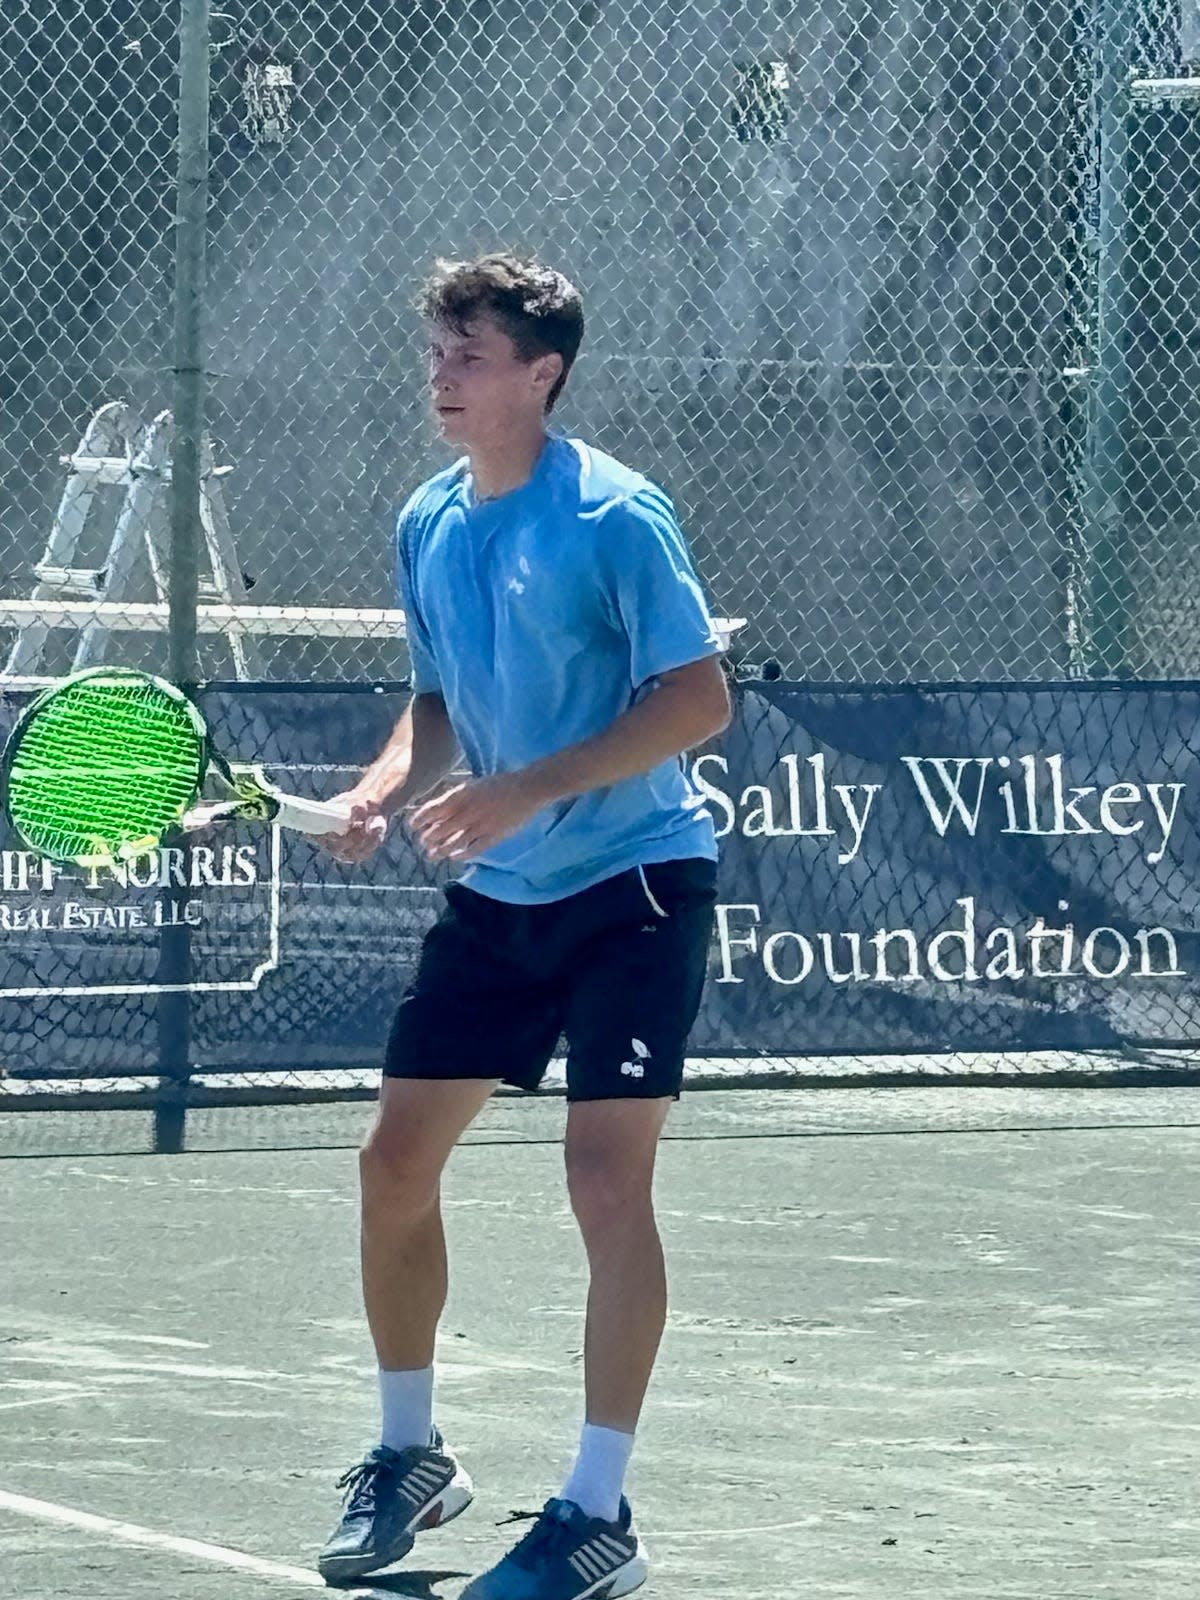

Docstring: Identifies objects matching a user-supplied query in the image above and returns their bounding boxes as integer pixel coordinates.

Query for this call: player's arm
[409,658,730,863]
[321,497,461,861]
[319,691,459,862]
[522,485,732,799]
[520,656,730,805]
[351,691,460,813]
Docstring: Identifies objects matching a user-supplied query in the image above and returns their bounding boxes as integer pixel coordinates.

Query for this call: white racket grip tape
[271,791,357,835]
[271,793,388,841]
[183,791,386,840]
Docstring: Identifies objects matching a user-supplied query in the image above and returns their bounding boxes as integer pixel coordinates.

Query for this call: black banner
[1,681,1198,1081]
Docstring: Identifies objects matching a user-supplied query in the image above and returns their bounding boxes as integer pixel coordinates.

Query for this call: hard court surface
[2,1084,1197,1598]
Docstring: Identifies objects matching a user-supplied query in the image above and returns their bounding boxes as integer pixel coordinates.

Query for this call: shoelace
[335,1456,393,1518]
[495,1507,579,1569]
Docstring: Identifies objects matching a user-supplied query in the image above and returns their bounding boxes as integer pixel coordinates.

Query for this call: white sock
[379,1364,435,1453]
[560,1423,635,1523]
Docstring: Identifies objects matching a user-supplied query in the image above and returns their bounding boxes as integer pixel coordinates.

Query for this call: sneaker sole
[317,1464,474,1585]
[584,1547,649,1599]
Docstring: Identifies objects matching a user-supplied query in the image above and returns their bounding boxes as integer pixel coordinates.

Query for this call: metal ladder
[7,401,261,677]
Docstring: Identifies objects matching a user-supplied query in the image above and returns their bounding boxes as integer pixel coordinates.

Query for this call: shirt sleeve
[395,500,442,695]
[597,486,723,689]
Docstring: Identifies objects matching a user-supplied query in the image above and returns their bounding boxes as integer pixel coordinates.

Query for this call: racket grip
[272,792,367,836]
[180,790,388,840]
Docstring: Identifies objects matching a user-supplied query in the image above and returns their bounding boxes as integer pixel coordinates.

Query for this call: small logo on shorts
[620,1038,650,1078]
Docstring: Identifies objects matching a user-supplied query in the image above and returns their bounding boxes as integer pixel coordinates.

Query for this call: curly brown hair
[415,251,585,413]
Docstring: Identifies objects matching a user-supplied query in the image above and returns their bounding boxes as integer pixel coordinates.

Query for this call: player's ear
[533,350,563,395]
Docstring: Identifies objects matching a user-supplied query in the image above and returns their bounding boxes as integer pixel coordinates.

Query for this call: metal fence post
[1084,0,1136,677]
[156,0,211,1153]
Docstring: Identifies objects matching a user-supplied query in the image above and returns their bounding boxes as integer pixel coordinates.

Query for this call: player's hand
[315,792,389,863]
[408,772,547,862]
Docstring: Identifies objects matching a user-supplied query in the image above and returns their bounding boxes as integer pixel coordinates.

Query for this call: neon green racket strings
[5,672,206,864]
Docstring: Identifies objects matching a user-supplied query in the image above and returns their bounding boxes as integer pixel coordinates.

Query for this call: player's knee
[565,1141,655,1237]
[358,1135,442,1217]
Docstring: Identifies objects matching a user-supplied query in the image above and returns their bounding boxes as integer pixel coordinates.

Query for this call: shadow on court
[2,1085,1198,1599]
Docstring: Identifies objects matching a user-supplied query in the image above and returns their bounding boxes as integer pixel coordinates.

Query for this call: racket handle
[182,791,386,840]
[271,791,377,837]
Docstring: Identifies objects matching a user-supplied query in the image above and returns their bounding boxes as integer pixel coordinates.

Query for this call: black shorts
[384,857,718,1102]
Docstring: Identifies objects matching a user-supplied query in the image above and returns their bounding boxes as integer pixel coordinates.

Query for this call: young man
[316,252,731,1599]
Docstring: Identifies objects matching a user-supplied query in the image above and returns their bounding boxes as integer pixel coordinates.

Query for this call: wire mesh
[3,0,1200,682]
[2,0,1200,1119]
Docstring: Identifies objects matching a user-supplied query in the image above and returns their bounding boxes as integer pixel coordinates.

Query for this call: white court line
[0,1488,324,1587]
[648,1515,819,1539]
[0,1483,819,1576]
[6,1352,299,1383]
[84,1332,211,1348]
[0,1389,99,1414]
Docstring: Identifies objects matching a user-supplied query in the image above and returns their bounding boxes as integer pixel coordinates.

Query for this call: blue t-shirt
[395,432,721,903]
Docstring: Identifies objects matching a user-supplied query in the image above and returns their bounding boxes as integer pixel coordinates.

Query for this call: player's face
[426,317,555,445]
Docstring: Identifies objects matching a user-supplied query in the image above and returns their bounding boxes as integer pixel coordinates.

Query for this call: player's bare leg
[360,1075,499,1368]
[320,1076,498,1583]
[564,1096,673,1434]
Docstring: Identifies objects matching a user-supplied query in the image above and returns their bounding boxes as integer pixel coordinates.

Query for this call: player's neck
[467,424,551,504]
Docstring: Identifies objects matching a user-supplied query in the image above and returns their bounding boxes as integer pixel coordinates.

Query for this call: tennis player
[316,251,731,1598]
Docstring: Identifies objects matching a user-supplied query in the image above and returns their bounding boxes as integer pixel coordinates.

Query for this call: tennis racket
[1,667,375,866]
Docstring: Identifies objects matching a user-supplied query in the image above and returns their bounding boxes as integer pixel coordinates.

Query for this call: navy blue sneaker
[317,1429,473,1585]
[460,1496,648,1599]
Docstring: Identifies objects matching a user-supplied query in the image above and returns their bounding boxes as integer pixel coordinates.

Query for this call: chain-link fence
[5,0,1200,684]
[4,0,1200,1131]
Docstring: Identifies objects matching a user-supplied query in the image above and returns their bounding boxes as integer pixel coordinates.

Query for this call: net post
[156,0,212,1154]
